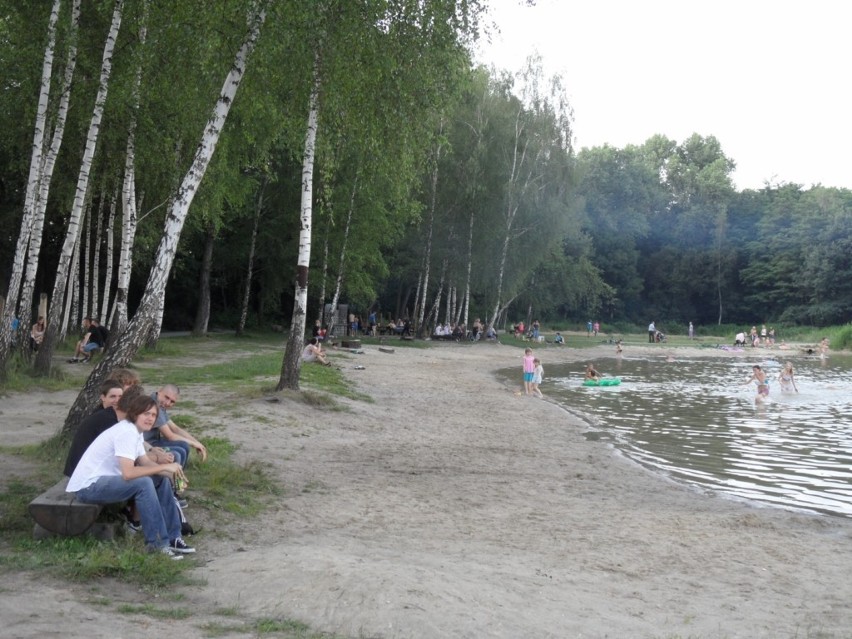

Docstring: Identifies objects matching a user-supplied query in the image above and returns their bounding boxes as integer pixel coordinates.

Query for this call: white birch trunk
[112,0,147,335]
[415,138,442,336]
[81,205,91,322]
[60,207,86,342]
[144,292,164,349]
[277,55,321,391]
[192,225,215,336]
[412,270,423,325]
[62,3,267,435]
[19,0,81,334]
[237,183,264,336]
[325,174,357,343]
[423,258,447,333]
[462,207,475,328]
[35,0,124,375]
[91,189,105,320]
[316,232,329,327]
[0,0,61,377]
[485,106,538,337]
[100,189,117,323]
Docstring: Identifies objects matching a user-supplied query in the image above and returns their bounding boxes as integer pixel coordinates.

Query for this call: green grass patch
[117,603,193,619]
[0,352,80,393]
[183,437,280,518]
[0,437,279,590]
[1,536,196,588]
[298,364,372,403]
[0,478,44,535]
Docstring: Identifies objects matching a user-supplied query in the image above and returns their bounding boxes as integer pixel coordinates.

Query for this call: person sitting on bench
[145,385,208,469]
[66,394,194,558]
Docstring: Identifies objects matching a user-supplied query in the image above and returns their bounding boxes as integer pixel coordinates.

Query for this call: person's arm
[118,455,183,481]
[160,420,208,461]
[142,440,175,464]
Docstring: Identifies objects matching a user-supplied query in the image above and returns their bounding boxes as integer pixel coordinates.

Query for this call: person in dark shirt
[64,380,124,477]
[68,317,106,363]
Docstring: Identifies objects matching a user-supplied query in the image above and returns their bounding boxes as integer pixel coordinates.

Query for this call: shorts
[523,372,534,382]
[83,342,101,353]
[757,384,769,396]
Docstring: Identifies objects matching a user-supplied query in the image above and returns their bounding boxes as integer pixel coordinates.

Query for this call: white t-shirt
[66,420,145,492]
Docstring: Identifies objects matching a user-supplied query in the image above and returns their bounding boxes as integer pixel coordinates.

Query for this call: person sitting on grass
[66,394,194,559]
[30,316,45,352]
[553,332,564,345]
[301,337,332,366]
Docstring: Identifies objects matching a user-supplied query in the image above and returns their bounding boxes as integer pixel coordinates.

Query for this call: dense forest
[1,0,850,387]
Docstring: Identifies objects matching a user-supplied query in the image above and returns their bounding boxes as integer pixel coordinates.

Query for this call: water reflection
[536,354,852,518]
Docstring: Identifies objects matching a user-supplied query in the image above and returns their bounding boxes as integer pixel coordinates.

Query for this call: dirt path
[2,341,851,638]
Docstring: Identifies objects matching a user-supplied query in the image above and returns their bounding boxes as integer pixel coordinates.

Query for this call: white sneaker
[159,546,184,560]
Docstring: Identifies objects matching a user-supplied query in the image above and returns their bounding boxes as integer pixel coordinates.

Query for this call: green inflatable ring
[583,377,621,387]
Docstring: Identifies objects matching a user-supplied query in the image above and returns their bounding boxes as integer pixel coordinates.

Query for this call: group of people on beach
[63,366,207,560]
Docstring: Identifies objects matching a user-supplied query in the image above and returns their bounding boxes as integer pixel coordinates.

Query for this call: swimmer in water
[584,363,602,381]
[778,361,798,393]
[744,364,769,402]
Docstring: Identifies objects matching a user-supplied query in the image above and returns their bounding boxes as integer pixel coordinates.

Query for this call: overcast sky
[474,0,851,191]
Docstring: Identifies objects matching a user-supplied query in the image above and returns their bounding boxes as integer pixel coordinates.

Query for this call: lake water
[510,352,852,518]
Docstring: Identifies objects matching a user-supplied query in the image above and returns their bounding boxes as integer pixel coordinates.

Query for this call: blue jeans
[75,474,180,549]
[148,438,190,468]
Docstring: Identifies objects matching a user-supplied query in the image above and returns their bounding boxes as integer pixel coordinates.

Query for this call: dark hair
[107,367,141,388]
[124,394,158,423]
[308,337,318,345]
[116,385,146,413]
[99,379,122,396]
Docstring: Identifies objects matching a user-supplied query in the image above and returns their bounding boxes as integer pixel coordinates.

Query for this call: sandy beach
[2,339,851,639]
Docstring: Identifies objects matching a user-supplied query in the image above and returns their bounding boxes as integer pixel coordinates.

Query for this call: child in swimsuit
[745,364,769,402]
[778,361,798,393]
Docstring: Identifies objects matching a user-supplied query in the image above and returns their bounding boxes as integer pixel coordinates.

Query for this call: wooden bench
[28,477,103,538]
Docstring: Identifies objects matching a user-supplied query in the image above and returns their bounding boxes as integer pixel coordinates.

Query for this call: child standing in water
[522,348,535,395]
[744,364,770,402]
[778,361,798,393]
[531,358,544,398]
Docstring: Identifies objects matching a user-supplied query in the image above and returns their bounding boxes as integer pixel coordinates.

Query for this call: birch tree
[484,58,574,336]
[276,56,320,391]
[236,177,266,336]
[35,0,125,375]
[62,2,268,436]
[0,0,62,380]
[112,0,149,334]
[99,190,118,326]
[18,0,81,341]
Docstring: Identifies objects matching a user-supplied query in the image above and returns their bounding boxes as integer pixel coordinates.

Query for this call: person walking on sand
[531,358,544,398]
[522,347,535,395]
[778,361,798,393]
[744,364,770,402]
[648,321,656,343]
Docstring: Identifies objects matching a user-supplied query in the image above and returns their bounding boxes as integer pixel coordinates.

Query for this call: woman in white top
[66,394,193,558]
[301,337,331,366]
